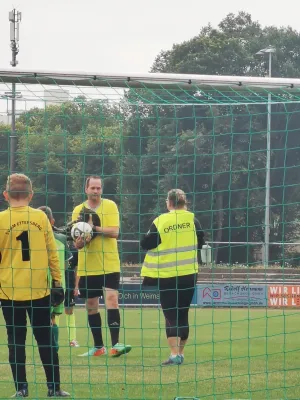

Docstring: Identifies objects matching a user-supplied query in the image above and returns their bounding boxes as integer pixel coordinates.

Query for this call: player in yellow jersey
[72,175,131,357]
[0,174,69,398]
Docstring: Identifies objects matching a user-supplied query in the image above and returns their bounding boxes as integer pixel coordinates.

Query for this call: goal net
[0,69,300,399]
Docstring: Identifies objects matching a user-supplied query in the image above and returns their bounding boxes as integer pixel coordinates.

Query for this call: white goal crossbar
[1,68,300,92]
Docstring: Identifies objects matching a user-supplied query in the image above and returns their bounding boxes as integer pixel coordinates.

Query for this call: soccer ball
[71,221,93,241]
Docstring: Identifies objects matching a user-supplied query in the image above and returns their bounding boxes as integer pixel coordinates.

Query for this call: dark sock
[52,324,59,352]
[107,309,120,346]
[16,382,28,393]
[19,383,28,392]
[47,383,60,392]
[88,313,104,348]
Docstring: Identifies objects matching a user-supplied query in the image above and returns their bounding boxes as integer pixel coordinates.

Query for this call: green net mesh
[0,72,300,399]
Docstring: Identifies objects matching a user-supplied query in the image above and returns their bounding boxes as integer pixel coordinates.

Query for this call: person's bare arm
[91,202,120,238]
[93,226,119,239]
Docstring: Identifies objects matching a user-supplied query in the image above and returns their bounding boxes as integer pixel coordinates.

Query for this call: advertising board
[197,284,266,307]
[268,285,300,307]
[75,283,197,306]
[75,283,268,307]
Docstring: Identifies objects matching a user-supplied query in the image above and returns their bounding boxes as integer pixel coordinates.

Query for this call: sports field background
[0,308,300,399]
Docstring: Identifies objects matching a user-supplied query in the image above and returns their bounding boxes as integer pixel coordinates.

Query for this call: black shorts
[64,269,76,308]
[159,274,197,319]
[79,272,120,299]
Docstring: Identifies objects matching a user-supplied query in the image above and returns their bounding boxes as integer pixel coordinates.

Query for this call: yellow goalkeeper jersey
[0,206,61,301]
[72,199,120,276]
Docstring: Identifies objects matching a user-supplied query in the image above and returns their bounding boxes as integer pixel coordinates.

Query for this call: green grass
[1,308,300,399]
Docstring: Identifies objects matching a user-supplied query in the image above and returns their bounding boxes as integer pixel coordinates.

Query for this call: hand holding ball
[71,221,93,242]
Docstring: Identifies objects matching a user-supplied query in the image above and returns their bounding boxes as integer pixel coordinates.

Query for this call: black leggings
[159,274,196,340]
[1,295,60,391]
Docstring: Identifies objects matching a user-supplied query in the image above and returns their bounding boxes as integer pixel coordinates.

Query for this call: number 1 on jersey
[16,231,30,261]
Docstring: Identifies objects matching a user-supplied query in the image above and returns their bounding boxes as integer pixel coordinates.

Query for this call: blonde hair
[167,188,187,208]
[6,174,33,200]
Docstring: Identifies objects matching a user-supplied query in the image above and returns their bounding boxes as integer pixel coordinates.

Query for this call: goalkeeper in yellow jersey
[0,174,69,398]
[72,175,132,357]
[38,206,79,351]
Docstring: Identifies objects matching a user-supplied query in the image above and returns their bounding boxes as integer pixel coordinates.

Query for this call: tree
[16,99,121,226]
[144,11,300,263]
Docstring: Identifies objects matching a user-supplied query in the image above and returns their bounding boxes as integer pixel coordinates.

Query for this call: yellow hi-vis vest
[141,210,198,279]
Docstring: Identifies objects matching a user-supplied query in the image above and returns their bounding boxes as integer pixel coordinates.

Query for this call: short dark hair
[38,206,53,221]
[85,175,102,189]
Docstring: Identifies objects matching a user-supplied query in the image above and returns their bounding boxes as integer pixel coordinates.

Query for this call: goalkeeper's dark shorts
[78,272,120,299]
[64,269,76,308]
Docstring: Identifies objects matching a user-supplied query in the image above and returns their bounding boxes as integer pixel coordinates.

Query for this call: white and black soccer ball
[71,221,93,241]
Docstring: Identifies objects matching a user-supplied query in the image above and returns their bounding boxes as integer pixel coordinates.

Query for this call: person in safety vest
[140,188,205,366]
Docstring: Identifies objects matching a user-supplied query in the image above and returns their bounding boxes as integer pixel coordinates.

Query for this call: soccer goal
[1,69,300,399]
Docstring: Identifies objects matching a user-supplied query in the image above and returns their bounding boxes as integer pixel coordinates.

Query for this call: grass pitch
[0,308,300,399]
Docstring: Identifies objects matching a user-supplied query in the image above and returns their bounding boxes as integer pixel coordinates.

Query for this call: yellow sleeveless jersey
[72,199,120,276]
[141,210,198,279]
[0,206,61,301]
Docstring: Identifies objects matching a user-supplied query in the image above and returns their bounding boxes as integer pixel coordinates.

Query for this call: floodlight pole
[9,9,21,173]
[265,52,272,267]
[256,46,275,266]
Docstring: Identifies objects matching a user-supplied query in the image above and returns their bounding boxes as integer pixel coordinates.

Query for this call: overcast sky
[0,0,300,120]
[0,0,300,75]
